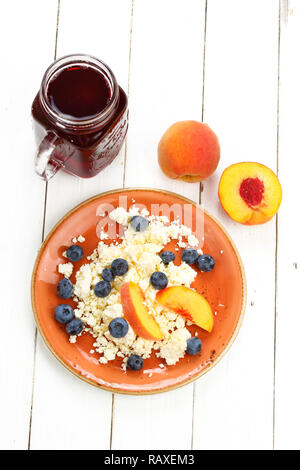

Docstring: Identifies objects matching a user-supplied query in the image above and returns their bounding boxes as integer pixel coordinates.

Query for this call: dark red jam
[32,55,128,179]
[47,66,111,120]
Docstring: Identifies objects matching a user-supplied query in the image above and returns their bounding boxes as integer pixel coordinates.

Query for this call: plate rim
[31,187,247,395]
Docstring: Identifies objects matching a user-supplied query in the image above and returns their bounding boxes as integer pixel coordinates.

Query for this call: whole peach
[158,121,220,182]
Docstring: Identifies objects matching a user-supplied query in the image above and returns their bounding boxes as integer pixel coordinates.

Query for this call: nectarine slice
[156,286,213,333]
[218,162,282,225]
[121,282,163,341]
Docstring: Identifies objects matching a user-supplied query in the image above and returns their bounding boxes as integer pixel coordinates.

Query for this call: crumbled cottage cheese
[69,207,203,368]
[58,262,73,278]
[109,206,130,226]
[72,234,85,244]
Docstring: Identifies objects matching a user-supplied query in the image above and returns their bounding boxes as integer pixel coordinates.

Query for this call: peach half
[218,162,282,225]
[158,121,220,182]
[121,282,163,341]
[156,286,214,333]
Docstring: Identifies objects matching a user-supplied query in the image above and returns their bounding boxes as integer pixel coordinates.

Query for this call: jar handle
[34,132,63,181]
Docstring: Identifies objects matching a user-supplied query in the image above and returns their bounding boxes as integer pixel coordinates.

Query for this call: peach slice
[158,121,220,182]
[156,286,213,333]
[121,282,163,341]
[218,162,282,225]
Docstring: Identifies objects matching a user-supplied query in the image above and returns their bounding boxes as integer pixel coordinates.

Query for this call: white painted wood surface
[0,0,298,450]
[275,0,300,451]
[0,0,58,450]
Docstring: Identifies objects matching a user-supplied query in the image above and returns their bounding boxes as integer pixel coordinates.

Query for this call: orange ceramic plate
[31,188,246,394]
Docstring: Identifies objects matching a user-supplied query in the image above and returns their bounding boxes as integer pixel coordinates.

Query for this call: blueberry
[129,215,149,232]
[127,354,144,371]
[56,278,73,299]
[55,304,74,324]
[109,318,129,338]
[66,245,84,262]
[101,268,115,282]
[181,249,199,265]
[150,271,168,290]
[111,258,129,276]
[94,281,112,298]
[186,337,202,355]
[160,251,175,265]
[197,254,215,272]
[66,318,84,336]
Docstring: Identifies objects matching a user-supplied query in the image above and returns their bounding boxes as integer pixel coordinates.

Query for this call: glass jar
[32,54,128,180]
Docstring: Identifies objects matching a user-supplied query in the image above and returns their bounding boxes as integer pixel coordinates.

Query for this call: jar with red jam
[32,54,128,180]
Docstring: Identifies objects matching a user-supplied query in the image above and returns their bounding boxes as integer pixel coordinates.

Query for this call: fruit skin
[111,258,129,276]
[218,162,282,225]
[160,251,175,265]
[94,280,112,298]
[158,121,220,182]
[181,248,199,265]
[109,318,129,338]
[127,354,144,371]
[197,254,215,272]
[57,278,73,299]
[66,318,84,336]
[150,272,168,290]
[101,268,115,282]
[66,245,84,262]
[121,282,163,340]
[187,337,202,355]
[156,286,213,333]
[129,215,149,232]
[55,304,74,324]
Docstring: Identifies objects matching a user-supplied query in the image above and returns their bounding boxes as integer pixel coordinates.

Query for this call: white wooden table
[1,0,299,450]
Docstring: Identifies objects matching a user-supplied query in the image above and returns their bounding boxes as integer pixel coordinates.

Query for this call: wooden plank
[111,0,206,450]
[0,0,58,450]
[29,0,132,450]
[192,0,279,450]
[274,0,300,450]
